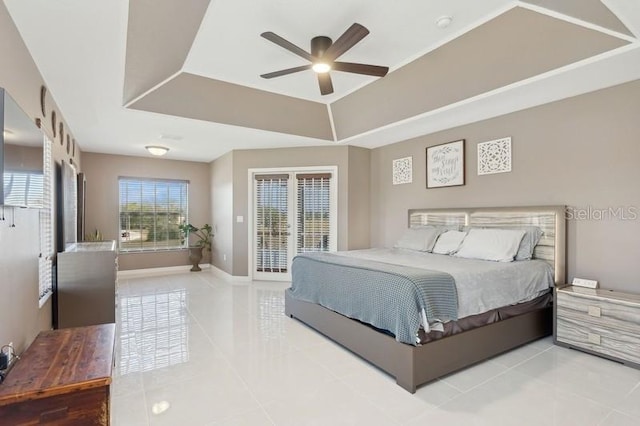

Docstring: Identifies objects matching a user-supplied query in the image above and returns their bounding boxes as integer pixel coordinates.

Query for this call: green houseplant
[84,229,104,242]
[178,223,213,271]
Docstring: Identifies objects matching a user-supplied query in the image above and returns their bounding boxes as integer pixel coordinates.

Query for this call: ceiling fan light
[145,145,169,156]
[312,63,331,73]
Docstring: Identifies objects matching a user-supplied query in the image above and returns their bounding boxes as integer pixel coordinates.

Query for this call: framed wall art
[392,156,413,185]
[426,139,465,188]
[478,137,512,175]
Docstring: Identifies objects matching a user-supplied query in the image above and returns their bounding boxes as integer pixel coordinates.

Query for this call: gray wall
[0,2,80,353]
[370,79,640,292]
[81,152,211,271]
[348,146,371,250]
[209,151,234,274]
[210,145,371,276]
[0,209,51,354]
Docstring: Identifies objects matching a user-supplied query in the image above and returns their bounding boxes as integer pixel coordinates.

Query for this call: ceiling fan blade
[332,62,389,77]
[323,23,369,62]
[260,65,312,79]
[261,32,313,62]
[317,73,334,95]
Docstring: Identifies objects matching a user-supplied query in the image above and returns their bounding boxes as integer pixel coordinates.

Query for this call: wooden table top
[0,324,115,406]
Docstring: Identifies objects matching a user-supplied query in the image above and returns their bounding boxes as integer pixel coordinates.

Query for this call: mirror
[1,87,44,208]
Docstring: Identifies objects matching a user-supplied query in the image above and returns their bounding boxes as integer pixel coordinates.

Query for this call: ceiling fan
[260,23,389,95]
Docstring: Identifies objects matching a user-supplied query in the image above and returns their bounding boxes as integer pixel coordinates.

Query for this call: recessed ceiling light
[436,16,453,29]
[145,145,169,156]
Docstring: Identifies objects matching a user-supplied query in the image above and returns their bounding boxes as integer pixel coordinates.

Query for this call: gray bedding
[289,249,555,346]
[290,252,458,345]
[339,249,554,318]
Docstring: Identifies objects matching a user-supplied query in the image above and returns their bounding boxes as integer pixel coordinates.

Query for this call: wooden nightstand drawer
[557,315,640,364]
[557,291,640,333]
[555,286,640,368]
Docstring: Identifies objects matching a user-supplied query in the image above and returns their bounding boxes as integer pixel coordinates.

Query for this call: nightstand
[554,285,640,368]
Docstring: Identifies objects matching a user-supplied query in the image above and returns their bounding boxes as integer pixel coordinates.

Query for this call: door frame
[247,166,338,281]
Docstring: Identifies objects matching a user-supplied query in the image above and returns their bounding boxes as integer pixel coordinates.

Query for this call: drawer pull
[40,406,69,422]
[588,333,601,345]
[588,306,601,318]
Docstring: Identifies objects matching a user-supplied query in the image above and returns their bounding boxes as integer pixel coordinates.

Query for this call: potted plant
[178,223,213,271]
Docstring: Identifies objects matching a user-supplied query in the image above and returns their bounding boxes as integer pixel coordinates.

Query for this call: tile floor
[111,272,640,426]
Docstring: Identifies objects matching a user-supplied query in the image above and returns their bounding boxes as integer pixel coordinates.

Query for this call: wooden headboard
[408,206,566,286]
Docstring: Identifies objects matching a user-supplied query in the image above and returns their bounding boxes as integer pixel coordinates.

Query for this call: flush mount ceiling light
[145,145,169,156]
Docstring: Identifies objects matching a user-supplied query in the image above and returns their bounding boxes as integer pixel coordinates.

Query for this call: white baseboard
[118,264,210,279]
[209,264,251,282]
[117,263,252,282]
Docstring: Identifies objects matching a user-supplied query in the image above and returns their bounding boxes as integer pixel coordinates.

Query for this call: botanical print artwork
[426,140,465,188]
[392,156,413,185]
[478,137,512,175]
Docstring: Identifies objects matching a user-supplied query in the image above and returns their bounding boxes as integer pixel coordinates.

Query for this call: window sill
[118,248,187,254]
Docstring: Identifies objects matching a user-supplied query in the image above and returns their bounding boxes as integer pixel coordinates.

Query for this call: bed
[285,205,566,393]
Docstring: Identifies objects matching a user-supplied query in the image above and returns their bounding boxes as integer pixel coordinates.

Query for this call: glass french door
[254,174,292,280]
[253,170,335,281]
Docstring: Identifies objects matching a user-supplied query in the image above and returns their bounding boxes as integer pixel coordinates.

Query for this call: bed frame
[285,205,566,393]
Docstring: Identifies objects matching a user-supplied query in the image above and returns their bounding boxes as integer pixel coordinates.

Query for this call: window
[118,177,188,252]
[251,168,336,281]
[39,137,53,306]
[296,173,331,253]
[3,171,44,207]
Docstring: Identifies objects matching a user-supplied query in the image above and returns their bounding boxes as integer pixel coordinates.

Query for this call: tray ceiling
[4,0,640,161]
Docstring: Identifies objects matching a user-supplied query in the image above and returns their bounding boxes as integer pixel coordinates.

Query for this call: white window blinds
[38,137,53,306]
[255,174,289,273]
[296,173,331,253]
[3,171,44,207]
[118,178,188,252]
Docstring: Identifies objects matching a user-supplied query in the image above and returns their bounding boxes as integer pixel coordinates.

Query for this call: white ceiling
[185,0,512,103]
[4,0,640,163]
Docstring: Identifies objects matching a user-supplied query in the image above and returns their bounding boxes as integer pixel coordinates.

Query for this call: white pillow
[432,230,467,255]
[394,227,441,252]
[454,228,526,262]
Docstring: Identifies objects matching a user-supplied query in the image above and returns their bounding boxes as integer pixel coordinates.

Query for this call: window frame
[295,172,333,254]
[247,166,338,281]
[118,177,189,253]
